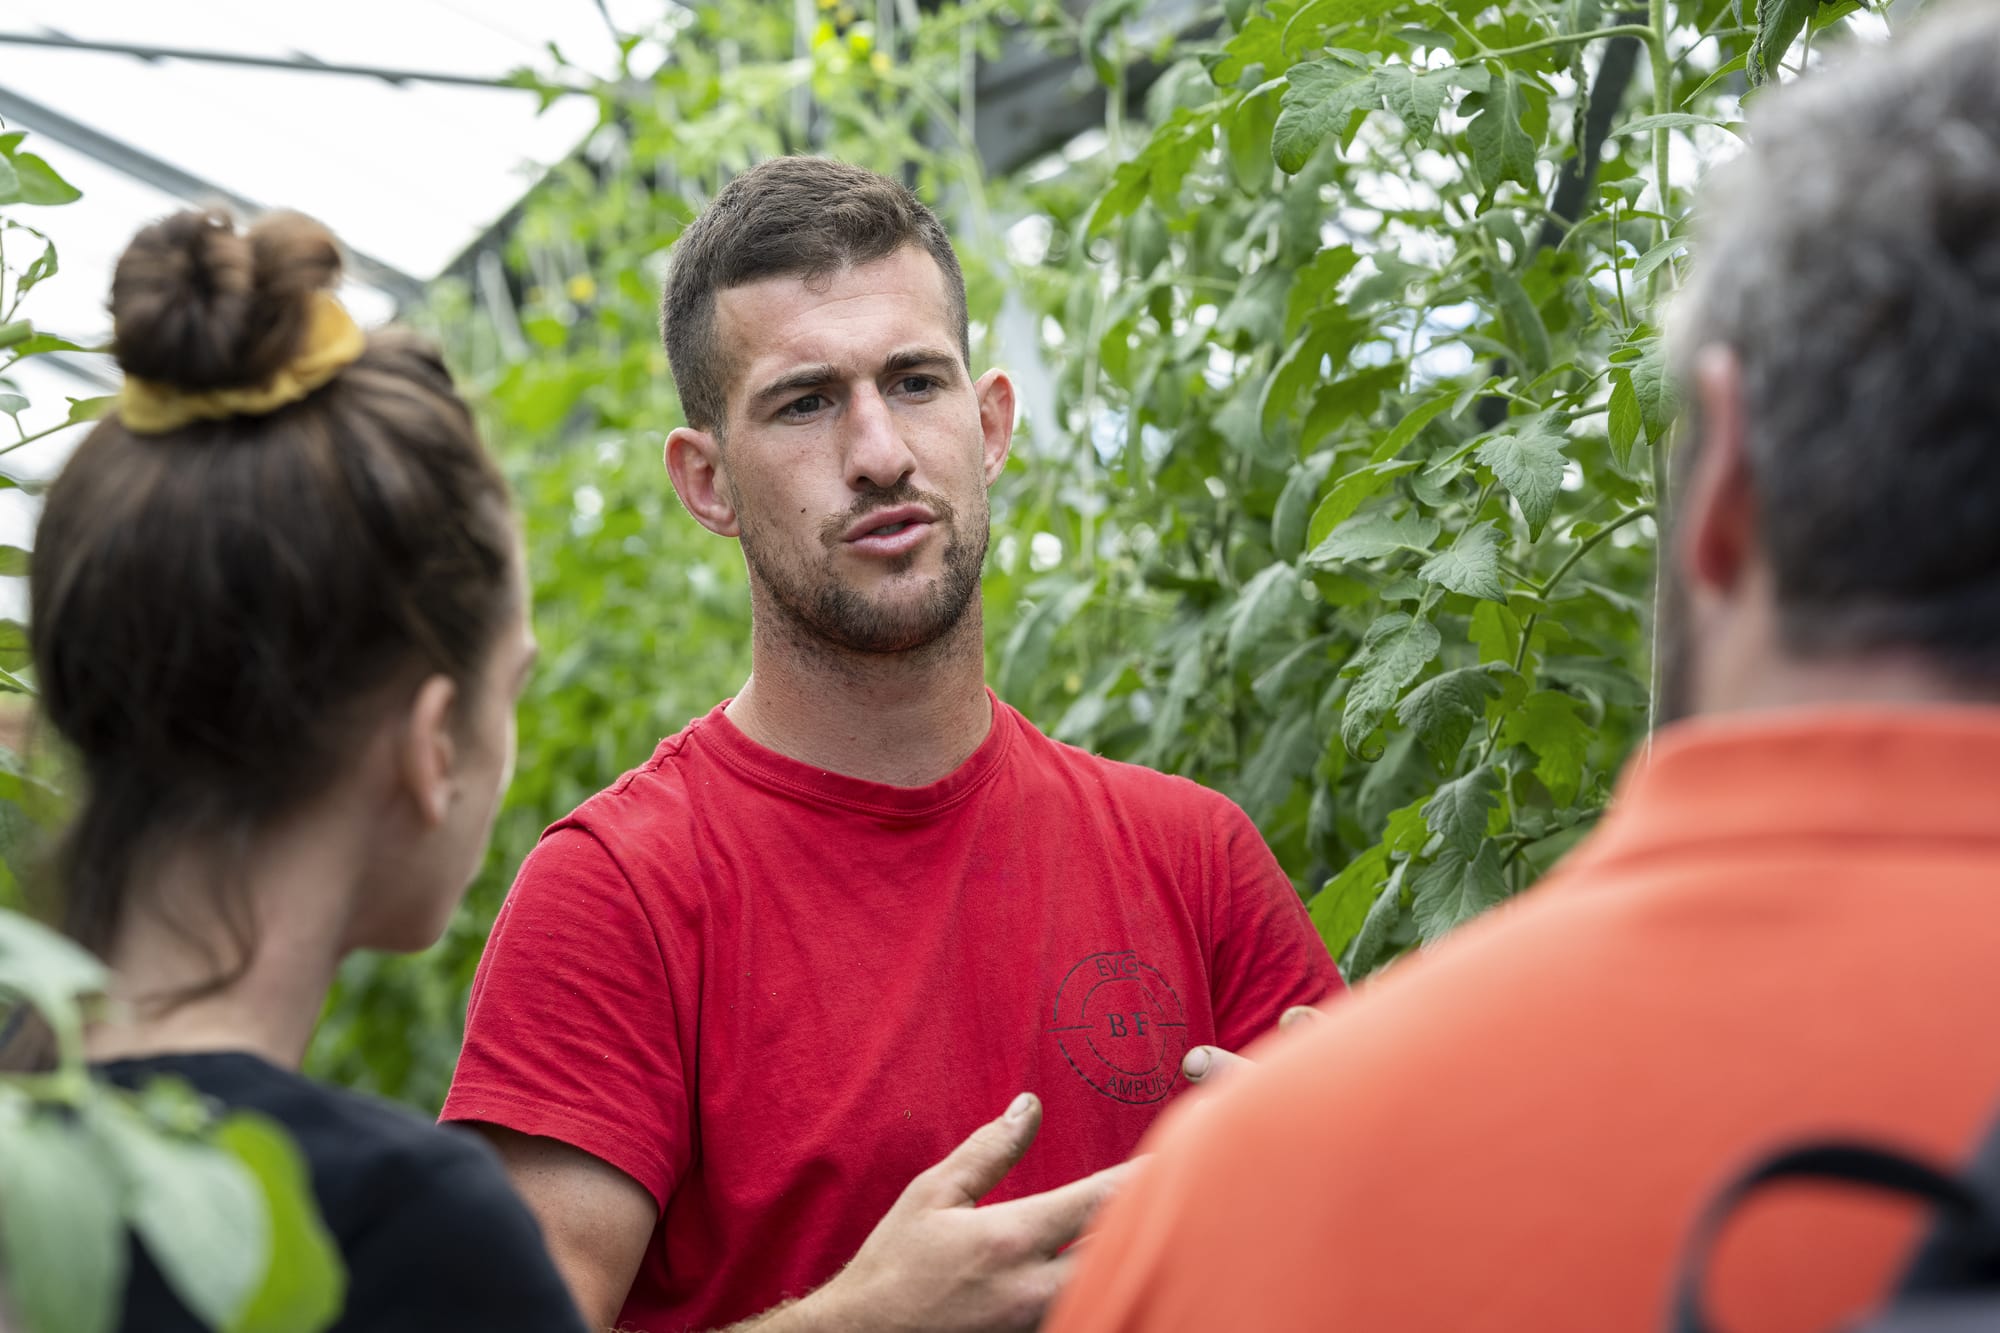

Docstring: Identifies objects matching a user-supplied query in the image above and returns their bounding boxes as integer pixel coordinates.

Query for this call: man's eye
[781,394,825,418]
[897,375,939,396]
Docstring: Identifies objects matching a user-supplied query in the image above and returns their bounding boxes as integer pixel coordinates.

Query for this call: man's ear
[399,674,460,828]
[666,426,740,537]
[1677,345,1759,598]
[973,369,1016,487]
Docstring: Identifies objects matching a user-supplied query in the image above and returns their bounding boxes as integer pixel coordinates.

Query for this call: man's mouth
[842,504,938,545]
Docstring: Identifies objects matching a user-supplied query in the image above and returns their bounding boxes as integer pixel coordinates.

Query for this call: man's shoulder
[1001,702,1240,823]
[559,706,732,839]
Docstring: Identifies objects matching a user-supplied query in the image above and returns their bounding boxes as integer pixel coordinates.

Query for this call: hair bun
[111,209,343,392]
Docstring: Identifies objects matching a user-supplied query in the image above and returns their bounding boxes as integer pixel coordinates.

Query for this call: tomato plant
[301,0,1890,1104]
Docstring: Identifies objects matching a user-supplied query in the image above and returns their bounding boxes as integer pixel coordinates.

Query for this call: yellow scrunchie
[116,292,367,436]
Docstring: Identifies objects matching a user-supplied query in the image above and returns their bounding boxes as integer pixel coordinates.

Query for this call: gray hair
[1668,0,2000,676]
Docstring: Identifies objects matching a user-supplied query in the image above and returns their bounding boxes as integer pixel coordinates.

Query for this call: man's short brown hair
[660,156,970,433]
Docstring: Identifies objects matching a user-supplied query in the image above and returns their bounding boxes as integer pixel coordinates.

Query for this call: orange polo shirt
[1049,707,2000,1333]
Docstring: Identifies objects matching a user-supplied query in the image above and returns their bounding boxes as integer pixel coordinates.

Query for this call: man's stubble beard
[739,483,989,658]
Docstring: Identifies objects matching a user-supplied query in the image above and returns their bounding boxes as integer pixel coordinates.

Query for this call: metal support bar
[0,32,583,96]
[0,85,427,305]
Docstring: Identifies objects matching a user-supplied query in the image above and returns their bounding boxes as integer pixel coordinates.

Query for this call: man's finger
[1279,1004,1321,1032]
[986,1159,1135,1255]
[1181,1044,1252,1084]
[919,1092,1041,1208]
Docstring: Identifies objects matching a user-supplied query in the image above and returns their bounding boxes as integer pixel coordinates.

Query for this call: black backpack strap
[1671,1142,1986,1333]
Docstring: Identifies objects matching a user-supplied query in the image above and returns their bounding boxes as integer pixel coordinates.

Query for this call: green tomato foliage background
[291,0,1884,1108]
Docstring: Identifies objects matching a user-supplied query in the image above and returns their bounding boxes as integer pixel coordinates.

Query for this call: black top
[98,1051,590,1333]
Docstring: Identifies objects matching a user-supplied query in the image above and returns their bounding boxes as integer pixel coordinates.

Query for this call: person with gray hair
[1046,5,2000,1332]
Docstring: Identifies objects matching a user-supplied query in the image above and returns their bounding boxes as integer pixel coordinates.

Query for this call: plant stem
[1643,0,1676,741]
[0,417,79,456]
[1533,502,1654,598]
[1610,199,1631,326]
[1475,23,1660,64]
[1648,0,1674,269]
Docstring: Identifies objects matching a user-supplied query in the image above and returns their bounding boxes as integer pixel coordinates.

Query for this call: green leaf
[1396,665,1503,767]
[1475,417,1569,539]
[1225,87,1281,194]
[11,154,81,206]
[1488,265,1552,377]
[1750,0,1820,85]
[1372,390,1456,463]
[215,1114,346,1333]
[1301,365,1402,447]
[1284,246,1362,338]
[1500,689,1591,804]
[1631,237,1687,287]
[1411,841,1506,942]
[1375,64,1455,148]
[96,1100,267,1330]
[0,321,31,350]
[1304,460,1420,548]
[1417,521,1504,601]
[0,619,28,670]
[1225,563,1301,670]
[1341,612,1441,758]
[0,907,107,1029]
[1465,71,1538,195]
[1309,843,1390,959]
[1631,342,1675,442]
[1252,633,1332,711]
[0,1108,125,1333]
[1260,317,1363,439]
[12,332,86,357]
[997,580,1095,702]
[1614,112,1738,138]
[1686,52,1749,105]
[1235,709,1317,822]
[1305,509,1440,566]
[0,157,20,206]
[0,394,27,422]
[1271,457,1332,559]
[1088,109,1213,235]
[0,545,30,577]
[17,241,58,299]
[1469,600,1525,667]
[1421,766,1501,859]
[1607,372,1641,470]
[66,395,115,425]
[1382,796,1430,857]
[1345,857,1408,977]
[1272,56,1380,174]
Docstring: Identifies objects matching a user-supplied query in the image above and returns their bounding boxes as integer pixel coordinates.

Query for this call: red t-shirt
[442,693,1340,1332]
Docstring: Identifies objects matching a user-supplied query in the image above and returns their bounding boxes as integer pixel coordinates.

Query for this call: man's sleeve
[441,823,691,1210]
[1207,799,1345,1051]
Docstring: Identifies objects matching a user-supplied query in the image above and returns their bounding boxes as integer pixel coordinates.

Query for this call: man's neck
[726,606,994,787]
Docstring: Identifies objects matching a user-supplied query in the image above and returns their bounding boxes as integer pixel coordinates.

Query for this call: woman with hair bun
[32,208,588,1332]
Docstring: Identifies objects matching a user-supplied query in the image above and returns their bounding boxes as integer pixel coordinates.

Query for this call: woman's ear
[398,674,460,827]
[666,426,740,537]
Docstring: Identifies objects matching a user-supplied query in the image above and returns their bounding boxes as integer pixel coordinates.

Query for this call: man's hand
[1179,1004,1321,1088]
[794,1093,1128,1333]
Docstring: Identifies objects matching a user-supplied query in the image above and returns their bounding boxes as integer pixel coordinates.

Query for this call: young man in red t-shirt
[441,156,1342,1332]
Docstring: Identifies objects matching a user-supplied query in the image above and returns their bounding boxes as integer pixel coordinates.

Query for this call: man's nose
[844,384,918,492]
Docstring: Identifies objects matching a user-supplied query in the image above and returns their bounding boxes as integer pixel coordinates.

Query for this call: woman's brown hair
[29,209,515,983]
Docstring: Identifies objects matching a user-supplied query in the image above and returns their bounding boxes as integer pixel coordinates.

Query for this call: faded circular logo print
[1047,951,1190,1104]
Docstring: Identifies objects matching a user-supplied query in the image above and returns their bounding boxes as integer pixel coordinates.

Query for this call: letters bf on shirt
[1048,950,1190,1105]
